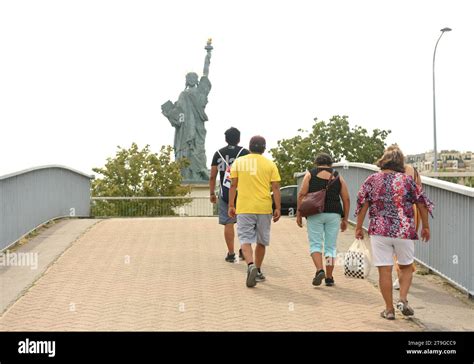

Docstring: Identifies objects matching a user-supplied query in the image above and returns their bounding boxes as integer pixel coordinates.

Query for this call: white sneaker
[393,278,400,290]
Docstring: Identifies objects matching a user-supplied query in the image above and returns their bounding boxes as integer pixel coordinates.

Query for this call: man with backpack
[210,127,249,262]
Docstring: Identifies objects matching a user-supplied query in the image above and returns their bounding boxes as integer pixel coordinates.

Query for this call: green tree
[269,115,391,186]
[91,143,190,216]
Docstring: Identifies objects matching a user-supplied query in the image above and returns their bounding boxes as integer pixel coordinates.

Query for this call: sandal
[380,310,395,320]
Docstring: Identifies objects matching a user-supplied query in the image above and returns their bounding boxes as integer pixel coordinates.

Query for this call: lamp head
[440,27,452,32]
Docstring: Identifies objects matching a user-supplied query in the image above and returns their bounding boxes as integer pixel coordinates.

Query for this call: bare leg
[394,255,401,279]
[241,244,254,263]
[255,244,266,269]
[311,252,324,271]
[378,266,394,312]
[325,256,335,278]
[224,224,235,254]
[398,264,414,302]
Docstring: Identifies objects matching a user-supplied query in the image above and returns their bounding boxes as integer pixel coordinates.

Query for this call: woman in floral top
[355,146,433,320]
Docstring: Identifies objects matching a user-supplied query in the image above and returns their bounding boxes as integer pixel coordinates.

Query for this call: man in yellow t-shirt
[228,135,281,288]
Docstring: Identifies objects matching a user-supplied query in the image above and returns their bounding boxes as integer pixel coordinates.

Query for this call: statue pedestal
[175,183,215,217]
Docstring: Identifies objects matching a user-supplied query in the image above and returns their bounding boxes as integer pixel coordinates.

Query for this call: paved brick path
[0,218,419,331]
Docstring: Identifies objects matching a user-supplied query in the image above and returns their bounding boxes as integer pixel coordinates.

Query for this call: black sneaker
[225,252,236,263]
[256,271,266,282]
[239,249,245,260]
[325,277,335,286]
[246,264,258,288]
[312,269,326,286]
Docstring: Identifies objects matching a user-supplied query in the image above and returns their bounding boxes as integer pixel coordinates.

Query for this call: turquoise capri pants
[306,212,341,257]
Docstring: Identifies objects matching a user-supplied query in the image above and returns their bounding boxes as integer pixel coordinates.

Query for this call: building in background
[406,150,473,172]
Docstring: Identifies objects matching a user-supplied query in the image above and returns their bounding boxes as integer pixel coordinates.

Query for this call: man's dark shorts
[219,198,236,225]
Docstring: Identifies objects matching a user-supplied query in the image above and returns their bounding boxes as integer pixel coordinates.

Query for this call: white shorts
[370,235,415,267]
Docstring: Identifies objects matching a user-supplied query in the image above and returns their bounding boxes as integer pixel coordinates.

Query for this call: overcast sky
[1,0,472,176]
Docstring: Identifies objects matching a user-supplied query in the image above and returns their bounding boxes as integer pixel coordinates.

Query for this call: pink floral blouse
[355,172,434,240]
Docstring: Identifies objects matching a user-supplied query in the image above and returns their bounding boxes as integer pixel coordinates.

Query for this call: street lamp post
[432,27,452,172]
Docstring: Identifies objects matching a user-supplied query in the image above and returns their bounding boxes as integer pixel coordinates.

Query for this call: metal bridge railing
[90,196,217,217]
[0,165,93,251]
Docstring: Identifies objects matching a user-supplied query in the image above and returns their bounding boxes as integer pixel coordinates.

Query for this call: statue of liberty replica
[161,39,213,183]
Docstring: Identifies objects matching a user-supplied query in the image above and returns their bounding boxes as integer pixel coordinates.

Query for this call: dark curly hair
[224,127,240,146]
[314,152,334,166]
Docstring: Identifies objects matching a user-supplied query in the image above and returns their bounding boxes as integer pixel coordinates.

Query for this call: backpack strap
[235,147,244,159]
[217,147,244,168]
[217,150,229,168]
[326,171,340,190]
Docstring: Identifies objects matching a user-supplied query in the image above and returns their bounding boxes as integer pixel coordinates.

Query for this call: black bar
[0,331,472,363]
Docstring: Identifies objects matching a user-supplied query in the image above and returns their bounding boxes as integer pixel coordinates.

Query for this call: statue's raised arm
[203,38,213,77]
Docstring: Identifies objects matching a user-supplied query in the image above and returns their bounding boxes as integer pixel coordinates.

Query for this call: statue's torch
[205,38,213,52]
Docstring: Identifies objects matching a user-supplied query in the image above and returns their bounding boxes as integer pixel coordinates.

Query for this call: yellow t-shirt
[230,154,281,214]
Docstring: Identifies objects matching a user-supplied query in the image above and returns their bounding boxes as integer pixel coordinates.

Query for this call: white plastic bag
[344,239,372,279]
